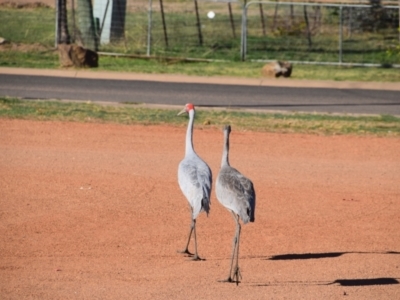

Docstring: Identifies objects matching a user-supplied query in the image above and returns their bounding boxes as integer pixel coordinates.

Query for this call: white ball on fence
[207,11,215,19]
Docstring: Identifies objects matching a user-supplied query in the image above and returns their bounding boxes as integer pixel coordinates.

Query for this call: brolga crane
[177,103,212,261]
[216,125,256,285]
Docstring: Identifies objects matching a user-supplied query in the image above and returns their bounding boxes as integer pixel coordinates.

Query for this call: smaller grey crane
[177,103,212,261]
[216,125,256,285]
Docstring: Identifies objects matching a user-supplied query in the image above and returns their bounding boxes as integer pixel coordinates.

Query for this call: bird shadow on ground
[252,277,400,287]
[250,251,400,287]
[264,250,400,261]
[328,278,399,286]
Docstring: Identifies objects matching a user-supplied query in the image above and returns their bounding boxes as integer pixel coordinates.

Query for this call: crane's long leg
[178,206,202,260]
[220,212,242,284]
[232,214,242,285]
[178,218,194,256]
[221,226,237,282]
[191,219,202,261]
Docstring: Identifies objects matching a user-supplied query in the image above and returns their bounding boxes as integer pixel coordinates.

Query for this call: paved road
[1,69,399,115]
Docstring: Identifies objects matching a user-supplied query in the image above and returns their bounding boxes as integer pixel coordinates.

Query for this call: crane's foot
[232,267,242,286]
[219,267,242,285]
[177,248,194,257]
[190,254,204,261]
[178,249,204,260]
[218,276,241,285]
[218,277,233,283]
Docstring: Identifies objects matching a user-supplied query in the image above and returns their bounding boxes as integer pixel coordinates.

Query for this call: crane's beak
[177,108,187,116]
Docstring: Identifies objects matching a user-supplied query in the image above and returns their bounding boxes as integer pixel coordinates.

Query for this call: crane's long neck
[221,128,230,167]
[185,109,195,155]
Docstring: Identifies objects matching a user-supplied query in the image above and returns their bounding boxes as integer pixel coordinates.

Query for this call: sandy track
[1,119,399,299]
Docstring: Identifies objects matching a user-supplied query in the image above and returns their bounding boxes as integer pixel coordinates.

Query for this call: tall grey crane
[216,125,256,285]
[177,103,212,261]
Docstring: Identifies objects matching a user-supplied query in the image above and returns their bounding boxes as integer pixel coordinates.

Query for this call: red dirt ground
[1,118,399,299]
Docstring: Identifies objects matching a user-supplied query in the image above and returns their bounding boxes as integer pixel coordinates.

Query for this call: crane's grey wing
[216,167,255,223]
[178,156,212,219]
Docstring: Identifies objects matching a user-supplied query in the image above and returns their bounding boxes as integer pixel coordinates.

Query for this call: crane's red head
[177,103,195,116]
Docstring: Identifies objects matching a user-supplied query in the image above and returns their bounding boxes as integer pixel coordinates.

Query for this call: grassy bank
[1,97,399,136]
[2,49,400,82]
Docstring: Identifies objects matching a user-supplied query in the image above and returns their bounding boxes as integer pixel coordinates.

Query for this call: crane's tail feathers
[201,184,211,215]
[202,197,210,215]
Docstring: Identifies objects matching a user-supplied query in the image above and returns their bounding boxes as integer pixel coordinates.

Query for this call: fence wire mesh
[90,0,244,60]
[0,0,399,66]
[243,2,399,65]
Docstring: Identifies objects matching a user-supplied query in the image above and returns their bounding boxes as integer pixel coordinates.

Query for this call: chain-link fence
[0,0,399,66]
[242,1,400,66]
[89,0,245,60]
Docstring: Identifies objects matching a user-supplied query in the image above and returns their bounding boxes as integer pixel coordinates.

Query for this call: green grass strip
[1,97,399,136]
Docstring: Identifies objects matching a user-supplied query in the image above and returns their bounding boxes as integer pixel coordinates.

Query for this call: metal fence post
[147,0,152,56]
[55,0,58,48]
[339,5,343,65]
[240,2,247,61]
